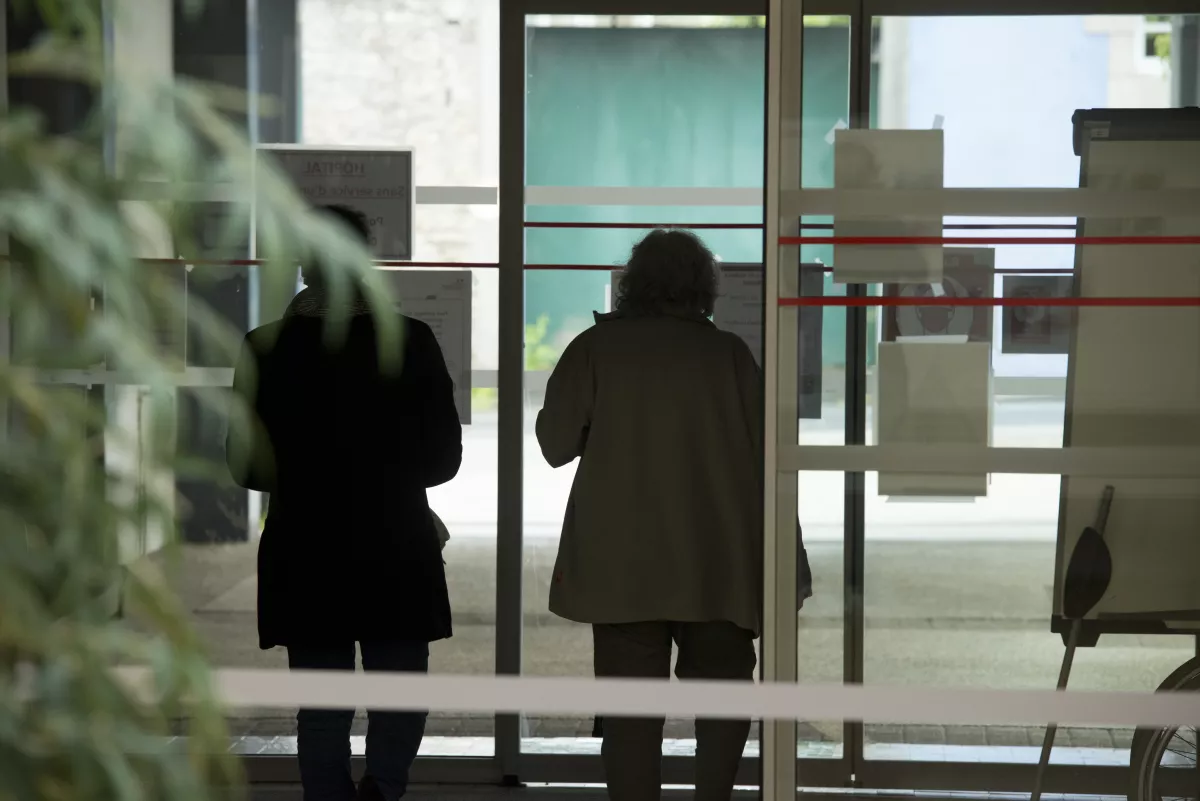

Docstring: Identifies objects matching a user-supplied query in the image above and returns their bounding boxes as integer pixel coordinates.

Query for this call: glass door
[857,6,1200,791]
[111,0,505,786]
[501,0,854,788]
[768,1,1200,799]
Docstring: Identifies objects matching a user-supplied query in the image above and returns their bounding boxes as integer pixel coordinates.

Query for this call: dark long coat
[227,296,462,649]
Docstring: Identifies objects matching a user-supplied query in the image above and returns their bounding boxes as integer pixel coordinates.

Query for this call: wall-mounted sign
[257,146,414,260]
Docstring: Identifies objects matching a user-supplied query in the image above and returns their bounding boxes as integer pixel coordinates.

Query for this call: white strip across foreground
[783,188,1200,220]
[524,186,764,207]
[784,444,1200,479]
[115,668,1200,729]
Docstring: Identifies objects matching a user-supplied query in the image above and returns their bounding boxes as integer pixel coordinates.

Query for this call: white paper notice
[258,147,413,260]
[384,270,473,425]
[833,129,944,285]
[877,341,991,498]
[713,265,766,365]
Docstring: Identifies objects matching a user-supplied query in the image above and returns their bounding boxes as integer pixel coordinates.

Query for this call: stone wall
[300,0,500,369]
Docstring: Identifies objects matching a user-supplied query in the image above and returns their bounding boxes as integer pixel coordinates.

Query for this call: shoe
[357,775,386,801]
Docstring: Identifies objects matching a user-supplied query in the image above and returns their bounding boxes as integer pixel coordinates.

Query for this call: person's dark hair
[615,229,718,317]
[320,204,371,244]
[302,204,371,289]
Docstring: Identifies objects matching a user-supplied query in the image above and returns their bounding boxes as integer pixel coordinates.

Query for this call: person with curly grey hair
[536,229,762,801]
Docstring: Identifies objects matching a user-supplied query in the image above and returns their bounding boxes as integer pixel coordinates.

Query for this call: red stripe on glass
[524,222,762,230]
[780,236,1200,246]
[779,296,1200,308]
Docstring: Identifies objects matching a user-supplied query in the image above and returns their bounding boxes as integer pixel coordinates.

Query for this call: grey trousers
[592,621,757,801]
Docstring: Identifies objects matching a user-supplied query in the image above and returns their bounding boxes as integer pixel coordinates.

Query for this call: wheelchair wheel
[1130,655,1200,801]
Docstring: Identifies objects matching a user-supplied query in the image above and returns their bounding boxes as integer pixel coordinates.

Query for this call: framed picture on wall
[1001,274,1073,355]
[882,248,995,344]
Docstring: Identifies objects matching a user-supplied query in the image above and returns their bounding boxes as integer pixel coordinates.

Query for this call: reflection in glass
[860,14,1200,762]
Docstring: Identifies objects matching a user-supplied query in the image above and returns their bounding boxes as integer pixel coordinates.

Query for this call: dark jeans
[287,641,430,801]
[593,622,757,801]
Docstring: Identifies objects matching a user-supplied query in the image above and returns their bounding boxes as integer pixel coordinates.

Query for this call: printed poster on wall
[257,146,414,260]
[882,248,995,344]
[384,270,473,425]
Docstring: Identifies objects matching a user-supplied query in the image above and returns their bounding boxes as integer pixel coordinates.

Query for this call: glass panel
[856,13,1200,767]
[139,0,500,756]
[521,13,767,759]
[521,10,853,765]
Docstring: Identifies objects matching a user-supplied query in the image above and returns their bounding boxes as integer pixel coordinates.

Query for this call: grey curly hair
[615,229,718,317]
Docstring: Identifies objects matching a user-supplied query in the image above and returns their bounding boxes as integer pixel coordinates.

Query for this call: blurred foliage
[1154,31,1171,62]
[0,1,399,798]
[524,315,561,372]
[470,386,498,413]
[1144,15,1172,63]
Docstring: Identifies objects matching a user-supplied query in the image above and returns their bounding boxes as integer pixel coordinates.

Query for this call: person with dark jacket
[226,205,462,801]
[536,229,812,801]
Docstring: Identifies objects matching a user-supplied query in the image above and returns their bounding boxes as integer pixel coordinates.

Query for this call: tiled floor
[146,541,1186,767]
[218,733,1130,766]
[205,713,1134,752]
[243,785,1132,801]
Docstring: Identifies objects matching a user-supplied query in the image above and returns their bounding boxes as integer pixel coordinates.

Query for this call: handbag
[431,509,450,551]
[798,548,814,609]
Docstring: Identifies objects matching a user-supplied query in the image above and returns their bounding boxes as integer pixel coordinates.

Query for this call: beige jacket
[536,310,765,636]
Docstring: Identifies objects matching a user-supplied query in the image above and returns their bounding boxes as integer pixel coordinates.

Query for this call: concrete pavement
[431,400,1070,540]
[147,397,1196,745]
[151,537,1194,745]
